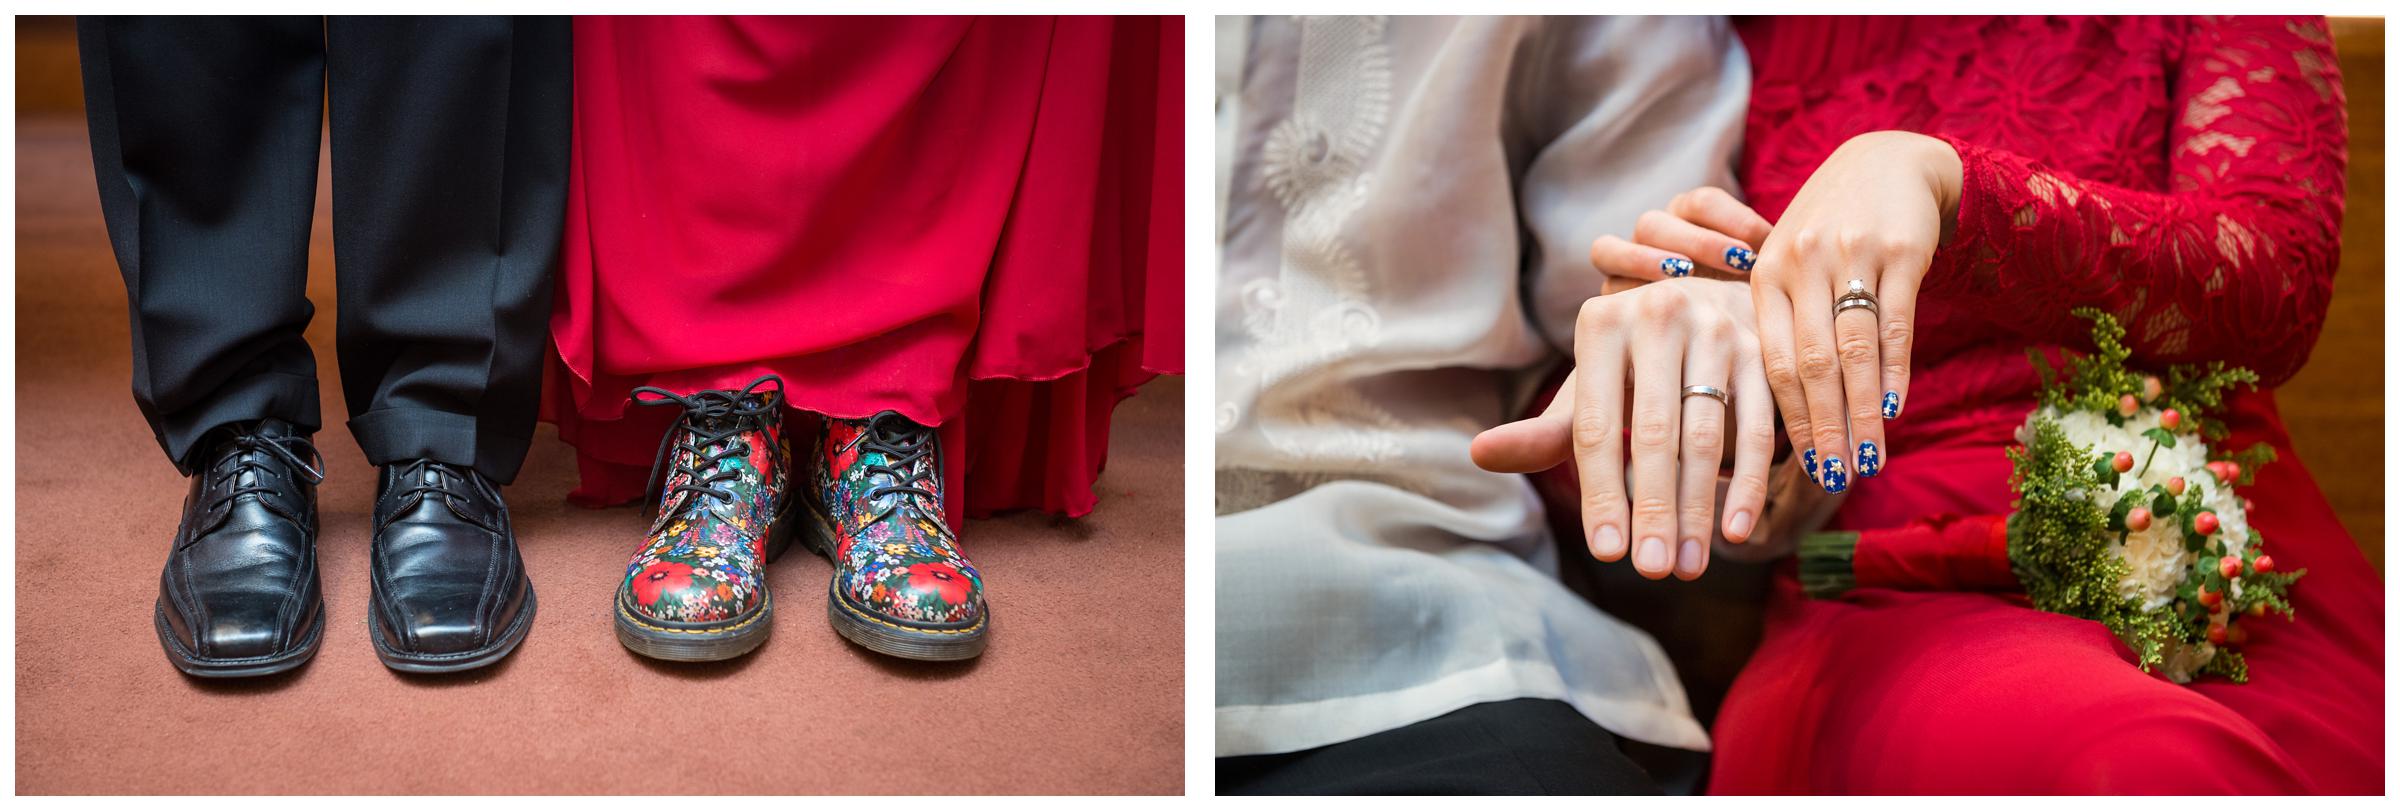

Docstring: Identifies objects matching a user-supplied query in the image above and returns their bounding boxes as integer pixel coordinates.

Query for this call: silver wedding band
[1681,384,1731,407]
[1834,278,1879,316]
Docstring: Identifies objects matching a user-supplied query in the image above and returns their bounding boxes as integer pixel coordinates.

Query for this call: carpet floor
[13,116,1186,794]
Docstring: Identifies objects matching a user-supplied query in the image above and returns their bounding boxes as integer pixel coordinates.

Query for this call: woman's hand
[1746,130,1961,493]
[1589,186,1775,294]
[1471,279,1775,581]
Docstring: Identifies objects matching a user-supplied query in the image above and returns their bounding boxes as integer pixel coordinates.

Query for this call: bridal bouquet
[1798,311,2302,683]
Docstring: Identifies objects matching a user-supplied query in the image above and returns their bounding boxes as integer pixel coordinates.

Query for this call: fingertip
[1724,508,1756,544]
[1591,523,1627,561]
[1467,429,1503,470]
[1633,535,1669,577]
[1673,538,1705,580]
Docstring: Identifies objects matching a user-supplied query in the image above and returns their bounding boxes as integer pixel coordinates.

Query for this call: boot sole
[369,581,538,674]
[612,496,798,663]
[800,503,990,661]
[155,598,324,679]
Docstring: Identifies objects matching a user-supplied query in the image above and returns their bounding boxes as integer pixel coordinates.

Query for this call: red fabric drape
[542,16,1183,522]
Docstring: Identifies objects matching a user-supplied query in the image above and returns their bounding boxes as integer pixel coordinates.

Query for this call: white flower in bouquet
[2041,406,2251,609]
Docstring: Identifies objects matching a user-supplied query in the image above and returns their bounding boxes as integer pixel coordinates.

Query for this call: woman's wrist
[1839,130,1964,242]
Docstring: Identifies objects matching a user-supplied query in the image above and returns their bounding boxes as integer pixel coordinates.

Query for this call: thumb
[1471,370,1576,473]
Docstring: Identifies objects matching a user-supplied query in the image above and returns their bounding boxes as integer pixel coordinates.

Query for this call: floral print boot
[612,375,795,662]
[803,412,990,660]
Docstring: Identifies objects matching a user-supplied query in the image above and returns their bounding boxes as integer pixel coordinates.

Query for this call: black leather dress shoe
[155,419,327,678]
[366,459,536,673]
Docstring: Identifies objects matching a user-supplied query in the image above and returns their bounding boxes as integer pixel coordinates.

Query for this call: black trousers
[77,16,569,483]
[1217,699,1664,795]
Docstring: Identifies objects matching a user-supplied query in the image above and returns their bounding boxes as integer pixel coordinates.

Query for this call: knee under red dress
[543,16,1182,521]
[1710,16,2381,793]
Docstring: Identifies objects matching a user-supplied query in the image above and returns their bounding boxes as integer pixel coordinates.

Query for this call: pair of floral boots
[611,376,988,662]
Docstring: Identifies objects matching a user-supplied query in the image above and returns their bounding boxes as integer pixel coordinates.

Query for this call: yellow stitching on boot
[617,600,770,635]
[833,588,986,635]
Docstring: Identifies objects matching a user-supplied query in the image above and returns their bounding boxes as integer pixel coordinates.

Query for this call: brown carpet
[13,116,1186,795]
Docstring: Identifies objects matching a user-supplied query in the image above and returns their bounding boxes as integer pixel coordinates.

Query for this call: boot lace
[846,412,942,525]
[633,375,783,518]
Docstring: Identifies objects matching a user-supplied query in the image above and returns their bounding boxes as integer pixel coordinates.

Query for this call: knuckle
[1631,495,1678,522]
[1834,228,1874,256]
[1578,297,1621,330]
[1786,227,1824,256]
[1629,412,1677,450]
[1634,289,1686,322]
[1837,332,1880,365]
[1815,427,1849,449]
[1763,363,1802,392]
[1581,488,1623,517]
[1571,410,1617,451]
[1881,318,1915,348]
[1796,345,1840,376]
[1743,422,1780,451]
[1734,470,1773,497]
[1634,209,1672,239]
[1683,422,1725,458]
[1696,315,1738,343]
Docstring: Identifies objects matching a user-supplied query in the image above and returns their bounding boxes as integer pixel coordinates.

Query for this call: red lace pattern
[1740,16,2348,397]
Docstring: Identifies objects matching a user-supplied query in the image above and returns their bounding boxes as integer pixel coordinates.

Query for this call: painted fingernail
[1637,537,1668,572]
[1822,455,1848,493]
[1725,246,1756,271]
[1661,257,1694,278]
[1802,448,1819,480]
[1858,441,1881,478]
[1729,509,1755,540]
[1595,524,1626,558]
[1882,391,1901,419]
[1677,539,1704,576]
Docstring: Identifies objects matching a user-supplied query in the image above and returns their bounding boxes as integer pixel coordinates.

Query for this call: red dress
[545,16,1182,521]
[1711,17,2380,793]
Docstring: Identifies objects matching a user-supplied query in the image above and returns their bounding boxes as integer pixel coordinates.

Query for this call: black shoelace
[385,458,493,508]
[633,375,784,518]
[848,412,943,526]
[204,430,325,516]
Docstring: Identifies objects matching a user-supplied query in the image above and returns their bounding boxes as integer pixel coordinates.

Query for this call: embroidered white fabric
[1214,15,1749,757]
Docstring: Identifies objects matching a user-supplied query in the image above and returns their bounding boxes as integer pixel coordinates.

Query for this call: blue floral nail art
[1821,455,1848,493]
[1881,391,1901,419]
[1858,441,1881,478]
[1802,448,1818,479]
[1661,257,1694,278]
[1725,246,1756,271]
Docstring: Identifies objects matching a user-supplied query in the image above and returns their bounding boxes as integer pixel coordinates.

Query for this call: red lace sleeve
[1926,16,2348,386]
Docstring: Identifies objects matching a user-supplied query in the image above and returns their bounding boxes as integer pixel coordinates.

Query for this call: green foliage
[2219,442,2278,487]
[2008,416,2161,666]
[2036,308,2260,442]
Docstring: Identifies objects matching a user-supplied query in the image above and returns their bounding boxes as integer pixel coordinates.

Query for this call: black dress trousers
[77,16,569,483]
[1216,699,1665,795]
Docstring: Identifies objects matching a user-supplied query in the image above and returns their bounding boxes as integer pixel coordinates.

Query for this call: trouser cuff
[159,372,322,475]
[347,407,533,484]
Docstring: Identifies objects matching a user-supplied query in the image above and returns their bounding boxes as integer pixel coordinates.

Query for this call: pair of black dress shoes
[154,419,535,677]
